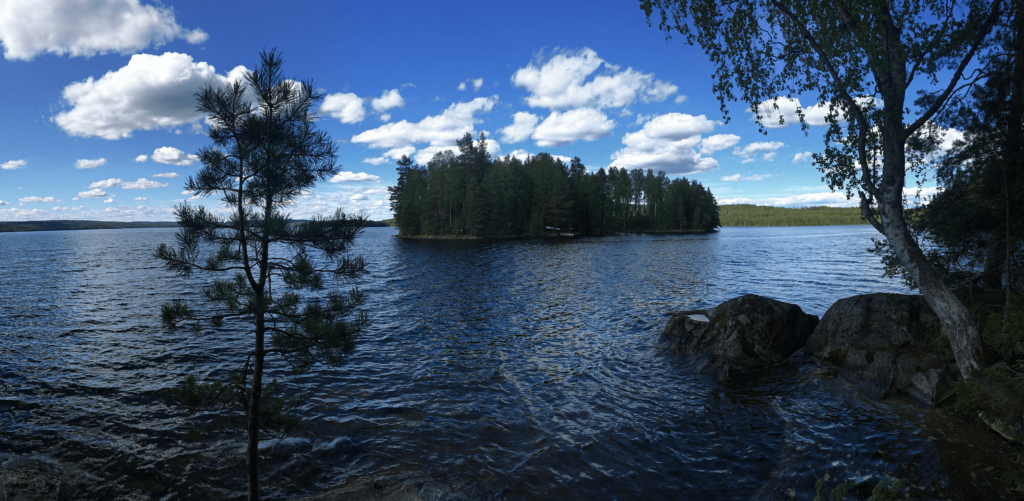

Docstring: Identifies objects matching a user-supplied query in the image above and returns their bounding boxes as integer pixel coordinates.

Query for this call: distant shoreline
[719,204,870,227]
[396,229,717,240]
[0,220,394,233]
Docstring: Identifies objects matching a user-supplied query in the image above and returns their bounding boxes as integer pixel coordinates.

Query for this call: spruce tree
[156,49,368,501]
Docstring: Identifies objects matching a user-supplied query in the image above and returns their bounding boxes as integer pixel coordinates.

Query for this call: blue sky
[0,0,951,221]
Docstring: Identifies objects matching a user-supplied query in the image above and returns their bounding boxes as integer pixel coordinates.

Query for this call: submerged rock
[805,293,959,403]
[662,294,819,380]
[0,456,78,501]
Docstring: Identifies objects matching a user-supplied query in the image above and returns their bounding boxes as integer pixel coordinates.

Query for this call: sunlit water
[0,226,974,499]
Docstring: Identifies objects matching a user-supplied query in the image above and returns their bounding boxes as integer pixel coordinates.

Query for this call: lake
[0,226,985,499]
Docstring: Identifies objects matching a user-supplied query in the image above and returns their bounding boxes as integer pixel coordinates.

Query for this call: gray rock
[806,293,957,402]
[0,456,77,501]
[662,295,819,380]
[911,369,956,407]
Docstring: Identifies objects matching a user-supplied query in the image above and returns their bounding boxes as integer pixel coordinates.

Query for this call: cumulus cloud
[674,95,688,104]
[53,52,247,139]
[20,196,61,203]
[499,112,540,143]
[320,92,365,124]
[329,171,381,183]
[532,108,615,147]
[459,78,484,91]
[151,146,199,165]
[135,154,148,162]
[2,159,26,170]
[121,177,167,189]
[0,0,207,61]
[133,197,147,201]
[751,97,878,128]
[89,178,122,189]
[609,113,720,174]
[352,97,497,163]
[699,134,741,155]
[733,141,785,163]
[103,197,116,203]
[78,189,108,198]
[152,172,179,178]
[371,89,405,115]
[511,47,678,110]
[721,173,770,182]
[349,193,368,202]
[457,82,466,91]
[793,151,814,163]
[75,158,107,169]
[0,200,8,206]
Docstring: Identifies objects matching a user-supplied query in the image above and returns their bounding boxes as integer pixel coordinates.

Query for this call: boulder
[806,293,959,403]
[0,456,77,501]
[662,295,819,380]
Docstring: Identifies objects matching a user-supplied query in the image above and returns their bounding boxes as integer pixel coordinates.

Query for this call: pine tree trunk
[247,314,265,500]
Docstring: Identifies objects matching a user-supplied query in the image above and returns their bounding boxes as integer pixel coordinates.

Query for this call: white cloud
[506,150,572,164]
[349,193,368,202]
[674,95,688,104]
[181,190,193,195]
[511,47,677,110]
[320,92,365,124]
[609,113,719,174]
[793,151,814,163]
[121,177,167,189]
[103,197,116,203]
[0,200,8,206]
[721,192,855,207]
[363,157,388,165]
[89,178,122,189]
[20,196,61,203]
[733,141,785,162]
[371,89,405,113]
[133,197,147,201]
[532,108,615,147]
[721,173,770,182]
[135,154,148,162]
[457,82,466,91]
[329,171,381,183]
[750,97,876,128]
[151,146,199,165]
[699,134,741,155]
[499,112,540,143]
[75,158,107,169]
[472,78,483,91]
[152,172,179,178]
[78,189,108,198]
[53,52,247,139]
[2,159,26,170]
[352,97,497,161]
[938,127,964,152]
[0,0,207,61]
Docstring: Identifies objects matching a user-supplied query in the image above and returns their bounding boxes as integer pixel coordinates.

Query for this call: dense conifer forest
[387,133,720,237]
[719,205,869,226]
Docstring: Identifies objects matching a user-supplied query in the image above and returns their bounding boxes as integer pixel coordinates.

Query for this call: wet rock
[806,293,958,402]
[662,295,819,380]
[293,476,476,501]
[910,369,956,407]
[0,456,77,501]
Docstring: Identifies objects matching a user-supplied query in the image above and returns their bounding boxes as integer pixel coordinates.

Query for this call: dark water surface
[0,226,980,499]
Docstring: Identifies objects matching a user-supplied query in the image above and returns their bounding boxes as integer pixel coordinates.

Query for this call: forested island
[0,220,179,233]
[387,133,720,237]
[720,205,869,227]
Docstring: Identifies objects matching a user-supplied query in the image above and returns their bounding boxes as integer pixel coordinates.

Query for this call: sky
[0,0,956,222]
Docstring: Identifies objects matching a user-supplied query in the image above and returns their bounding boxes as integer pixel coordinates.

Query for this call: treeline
[388,133,720,237]
[0,220,178,233]
[719,205,868,227]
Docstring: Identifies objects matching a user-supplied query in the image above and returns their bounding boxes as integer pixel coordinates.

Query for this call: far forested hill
[719,205,868,226]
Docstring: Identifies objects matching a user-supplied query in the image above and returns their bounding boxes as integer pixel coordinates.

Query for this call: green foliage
[388,137,720,237]
[719,204,868,226]
[155,49,367,499]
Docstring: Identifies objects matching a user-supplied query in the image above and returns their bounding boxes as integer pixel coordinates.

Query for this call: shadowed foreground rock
[0,456,78,501]
[805,293,959,405]
[662,294,819,380]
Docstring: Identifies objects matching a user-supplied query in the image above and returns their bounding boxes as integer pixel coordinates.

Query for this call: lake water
[0,226,985,499]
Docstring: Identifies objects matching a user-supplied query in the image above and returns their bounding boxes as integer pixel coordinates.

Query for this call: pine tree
[156,50,368,501]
